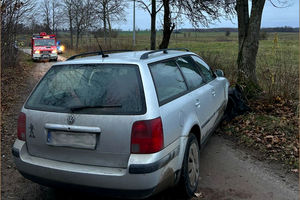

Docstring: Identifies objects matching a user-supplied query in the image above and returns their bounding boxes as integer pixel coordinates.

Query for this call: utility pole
[133,0,136,46]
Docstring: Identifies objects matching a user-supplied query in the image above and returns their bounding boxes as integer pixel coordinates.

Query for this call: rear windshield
[25,64,146,115]
[34,39,55,46]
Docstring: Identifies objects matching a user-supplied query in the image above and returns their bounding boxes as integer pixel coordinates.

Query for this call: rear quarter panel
[159,94,200,147]
[140,61,201,149]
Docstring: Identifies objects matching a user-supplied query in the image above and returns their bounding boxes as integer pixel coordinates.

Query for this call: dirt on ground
[1,53,56,199]
[217,96,299,171]
[1,53,298,200]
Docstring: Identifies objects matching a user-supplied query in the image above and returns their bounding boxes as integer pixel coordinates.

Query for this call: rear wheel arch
[189,125,201,149]
[177,132,200,197]
[178,124,201,168]
[174,124,201,186]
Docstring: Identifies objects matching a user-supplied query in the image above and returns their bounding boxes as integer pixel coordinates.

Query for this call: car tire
[178,133,200,198]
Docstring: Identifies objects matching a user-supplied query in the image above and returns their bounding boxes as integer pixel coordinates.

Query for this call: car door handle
[211,89,216,96]
[195,100,201,108]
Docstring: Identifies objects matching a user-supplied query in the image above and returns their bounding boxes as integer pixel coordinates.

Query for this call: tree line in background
[177,27,299,33]
[28,0,126,49]
[1,0,292,97]
[1,0,126,67]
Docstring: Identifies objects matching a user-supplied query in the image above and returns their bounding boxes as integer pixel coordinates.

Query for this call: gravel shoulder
[1,52,298,200]
[197,135,298,200]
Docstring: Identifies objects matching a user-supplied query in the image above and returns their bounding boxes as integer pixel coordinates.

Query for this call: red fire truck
[31,32,58,61]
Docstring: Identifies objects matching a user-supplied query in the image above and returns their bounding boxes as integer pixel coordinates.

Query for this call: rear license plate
[42,55,50,58]
[47,131,96,149]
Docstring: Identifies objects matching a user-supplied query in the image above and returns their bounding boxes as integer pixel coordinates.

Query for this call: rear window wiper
[69,104,122,112]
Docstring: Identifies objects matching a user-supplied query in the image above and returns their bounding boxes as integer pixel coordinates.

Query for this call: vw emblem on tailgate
[67,115,75,125]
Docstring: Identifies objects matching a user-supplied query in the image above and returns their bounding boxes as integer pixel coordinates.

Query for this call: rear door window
[176,56,204,89]
[149,60,187,104]
[192,56,216,83]
[25,64,146,115]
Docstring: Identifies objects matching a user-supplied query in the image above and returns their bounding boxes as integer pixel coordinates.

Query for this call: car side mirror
[215,69,224,77]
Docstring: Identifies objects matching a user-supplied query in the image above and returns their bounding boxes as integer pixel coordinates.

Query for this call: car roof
[54,50,197,66]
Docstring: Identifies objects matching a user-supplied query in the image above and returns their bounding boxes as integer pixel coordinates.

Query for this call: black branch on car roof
[140,48,190,60]
[66,50,133,61]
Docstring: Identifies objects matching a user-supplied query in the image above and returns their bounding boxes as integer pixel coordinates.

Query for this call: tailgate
[23,63,146,168]
[25,110,139,168]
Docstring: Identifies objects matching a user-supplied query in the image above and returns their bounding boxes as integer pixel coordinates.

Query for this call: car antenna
[93,34,108,58]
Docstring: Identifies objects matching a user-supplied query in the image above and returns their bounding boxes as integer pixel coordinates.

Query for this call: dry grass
[200,48,299,101]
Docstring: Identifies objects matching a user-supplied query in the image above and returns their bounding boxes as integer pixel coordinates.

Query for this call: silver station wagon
[13,49,229,198]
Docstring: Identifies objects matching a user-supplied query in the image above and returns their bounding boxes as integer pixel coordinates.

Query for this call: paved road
[4,51,298,200]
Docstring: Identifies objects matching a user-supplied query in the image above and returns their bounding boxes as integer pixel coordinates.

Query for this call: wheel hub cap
[188,143,199,187]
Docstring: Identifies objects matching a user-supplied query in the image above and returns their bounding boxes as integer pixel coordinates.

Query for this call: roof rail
[140,48,190,60]
[66,49,133,61]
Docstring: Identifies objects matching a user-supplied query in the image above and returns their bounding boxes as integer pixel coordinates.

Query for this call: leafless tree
[176,0,235,27]
[40,0,63,34]
[73,0,95,49]
[94,0,126,47]
[41,0,51,33]
[159,0,234,49]
[1,0,35,67]
[137,0,163,50]
[26,8,38,33]
[51,0,62,34]
[62,0,74,48]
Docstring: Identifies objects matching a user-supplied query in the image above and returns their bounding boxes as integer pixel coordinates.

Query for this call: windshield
[34,39,55,46]
[25,64,146,115]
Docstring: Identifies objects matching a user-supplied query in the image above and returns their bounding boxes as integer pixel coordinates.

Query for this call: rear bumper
[20,171,156,199]
[12,138,186,198]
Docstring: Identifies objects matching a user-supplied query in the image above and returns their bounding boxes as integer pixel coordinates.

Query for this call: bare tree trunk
[65,0,73,49]
[66,2,73,49]
[52,1,55,34]
[76,31,79,49]
[236,0,265,97]
[107,13,112,48]
[103,1,107,46]
[69,20,73,49]
[150,0,156,50]
[159,0,175,49]
[42,0,51,33]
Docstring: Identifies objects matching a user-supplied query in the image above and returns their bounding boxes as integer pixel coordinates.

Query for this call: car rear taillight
[17,112,26,141]
[131,117,163,154]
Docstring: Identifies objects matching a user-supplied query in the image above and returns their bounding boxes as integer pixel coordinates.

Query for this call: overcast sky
[117,1,299,30]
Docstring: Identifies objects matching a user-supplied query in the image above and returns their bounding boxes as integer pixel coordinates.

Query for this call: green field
[18,31,299,100]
